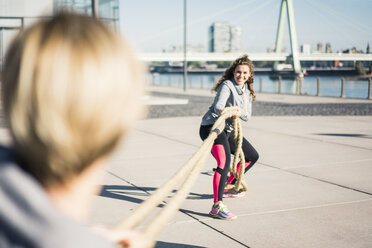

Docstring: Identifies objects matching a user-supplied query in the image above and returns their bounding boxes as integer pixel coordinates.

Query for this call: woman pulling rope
[199,54,260,220]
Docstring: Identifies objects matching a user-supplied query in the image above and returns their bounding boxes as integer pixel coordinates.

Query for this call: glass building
[209,22,230,53]
[0,0,119,69]
[230,25,241,53]
[208,21,241,53]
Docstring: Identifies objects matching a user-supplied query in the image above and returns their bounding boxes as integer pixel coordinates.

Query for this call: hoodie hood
[0,146,113,248]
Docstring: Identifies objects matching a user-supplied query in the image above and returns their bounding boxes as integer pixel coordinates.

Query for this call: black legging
[199,124,259,202]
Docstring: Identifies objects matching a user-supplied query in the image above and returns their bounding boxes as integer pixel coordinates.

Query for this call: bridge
[139,52,372,62]
[140,0,372,74]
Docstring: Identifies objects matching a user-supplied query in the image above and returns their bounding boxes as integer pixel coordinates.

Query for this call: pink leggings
[200,125,259,202]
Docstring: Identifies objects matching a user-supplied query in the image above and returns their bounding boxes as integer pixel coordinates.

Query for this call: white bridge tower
[273,0,302,74]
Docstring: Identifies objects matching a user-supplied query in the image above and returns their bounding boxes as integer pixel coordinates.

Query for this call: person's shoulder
[0,146,20,176]
[50,222,115,248]
[222,79,234,86]
[218,80,234,90]
[0,145,14,161]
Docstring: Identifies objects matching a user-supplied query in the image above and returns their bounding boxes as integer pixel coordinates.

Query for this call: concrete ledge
[147,85,372,104]
[143,95,188,105]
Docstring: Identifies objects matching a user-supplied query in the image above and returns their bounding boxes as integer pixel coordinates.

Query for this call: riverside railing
[269,76,372,99]
[148,73,372,100]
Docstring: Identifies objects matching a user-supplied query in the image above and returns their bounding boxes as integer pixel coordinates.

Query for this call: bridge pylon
[273,0,302,74]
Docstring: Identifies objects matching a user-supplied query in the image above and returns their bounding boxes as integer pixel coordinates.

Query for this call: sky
[118,0,372,53]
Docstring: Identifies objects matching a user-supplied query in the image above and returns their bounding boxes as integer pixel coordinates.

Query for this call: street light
[183,0,187,92]
[92,0,98,18]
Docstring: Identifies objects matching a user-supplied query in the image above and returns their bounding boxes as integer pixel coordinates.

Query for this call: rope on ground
[114,106,246,247]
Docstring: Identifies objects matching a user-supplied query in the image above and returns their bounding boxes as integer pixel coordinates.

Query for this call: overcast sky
[119,0,372,53]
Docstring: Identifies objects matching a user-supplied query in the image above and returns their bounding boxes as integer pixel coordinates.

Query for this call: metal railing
[148,73,372,100]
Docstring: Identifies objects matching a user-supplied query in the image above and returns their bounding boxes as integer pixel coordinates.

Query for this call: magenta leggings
[199,125,259,202]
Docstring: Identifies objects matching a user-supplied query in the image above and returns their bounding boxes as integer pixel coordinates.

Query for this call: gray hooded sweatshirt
[201,79,252,131]
[0,146,114,248]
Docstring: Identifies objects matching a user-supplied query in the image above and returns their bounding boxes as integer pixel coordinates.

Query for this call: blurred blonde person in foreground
[0,12,147,247]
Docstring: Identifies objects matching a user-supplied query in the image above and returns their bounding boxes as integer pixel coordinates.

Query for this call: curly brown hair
[212,54,256,101]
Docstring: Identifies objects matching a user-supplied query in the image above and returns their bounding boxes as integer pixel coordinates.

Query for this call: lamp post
[92,0,98,18]
[183,0,187,91]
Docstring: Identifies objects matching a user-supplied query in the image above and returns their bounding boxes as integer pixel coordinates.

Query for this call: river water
[149,73,372,99]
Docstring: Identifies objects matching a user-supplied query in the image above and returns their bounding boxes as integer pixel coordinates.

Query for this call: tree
[355,61,366,75]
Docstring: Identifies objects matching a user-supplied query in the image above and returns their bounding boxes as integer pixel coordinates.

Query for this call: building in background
[209,22,230,53]
[229,25,241,52]
[301,44,311,54]
[316,42,323,53]
[208,21,241,53]
[325,42,332,53]
[0,0,119,69]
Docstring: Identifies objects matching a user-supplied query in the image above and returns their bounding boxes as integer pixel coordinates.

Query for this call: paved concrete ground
[1,86,370,247]
[90,88,372,248]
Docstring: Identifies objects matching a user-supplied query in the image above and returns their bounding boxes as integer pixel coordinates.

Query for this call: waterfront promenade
[89,87,372,248]
[0,86,371,247]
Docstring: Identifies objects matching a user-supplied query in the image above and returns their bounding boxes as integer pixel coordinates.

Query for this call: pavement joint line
[177,209,251,248]
[282,158,372,169]
[134,128,200,148]
[261,162,372,196]
[237,198,372,217]
[180,198,372,224]
[247,125,372,152]
[110,153,196,162]
[104,170,250,248]
[105,170,153,195]
[138,118,372,152]
[173,199,372,225]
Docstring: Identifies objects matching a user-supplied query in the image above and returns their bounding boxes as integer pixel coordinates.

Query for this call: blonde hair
[1,12,145,187]
[212,54,256,101]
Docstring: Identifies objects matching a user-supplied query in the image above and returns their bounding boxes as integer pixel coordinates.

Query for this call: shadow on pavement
[100,185,213,201]
[99,185,212,217]
[155,241,206,248]
[100,185,146,204]
[315,133,372,139]
[179,209,210,218]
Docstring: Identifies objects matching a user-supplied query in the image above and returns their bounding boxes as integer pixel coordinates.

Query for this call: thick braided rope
[114,107,242,247]
[232,117,248,192]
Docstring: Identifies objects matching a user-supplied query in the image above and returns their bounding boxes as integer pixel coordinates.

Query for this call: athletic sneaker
[223,189,246,198]
[209,202,237,220]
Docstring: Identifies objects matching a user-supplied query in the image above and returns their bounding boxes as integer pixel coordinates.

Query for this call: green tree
[355,61,366,75]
